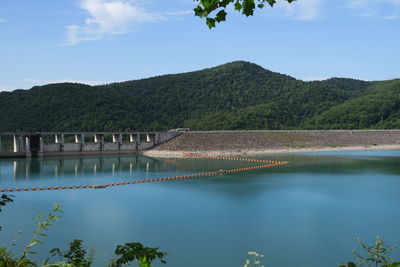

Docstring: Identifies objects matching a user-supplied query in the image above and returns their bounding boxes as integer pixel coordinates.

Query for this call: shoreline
[142,144,400,158]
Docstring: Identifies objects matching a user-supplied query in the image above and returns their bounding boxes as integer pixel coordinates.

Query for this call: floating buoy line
[0,141,288,193]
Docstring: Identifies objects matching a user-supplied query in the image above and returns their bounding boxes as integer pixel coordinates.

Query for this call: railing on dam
[0,131,181,158]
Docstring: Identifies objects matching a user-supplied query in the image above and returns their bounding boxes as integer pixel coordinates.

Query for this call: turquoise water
[1,150,400,266]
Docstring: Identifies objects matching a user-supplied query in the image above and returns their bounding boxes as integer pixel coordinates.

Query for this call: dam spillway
[0,131,181,158]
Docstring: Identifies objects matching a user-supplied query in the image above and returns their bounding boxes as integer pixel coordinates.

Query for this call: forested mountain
[0,61,398,131]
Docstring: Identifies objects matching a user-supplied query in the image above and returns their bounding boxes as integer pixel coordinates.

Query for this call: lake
[1,150,400,266]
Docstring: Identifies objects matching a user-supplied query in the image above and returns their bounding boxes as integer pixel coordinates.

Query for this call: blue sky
[0,0,399,91]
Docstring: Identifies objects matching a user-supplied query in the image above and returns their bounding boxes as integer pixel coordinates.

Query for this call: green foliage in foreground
[49,239,94,267]
[0,203,61,267]
[339,236,400,267]
[0,194,13,214]
[0,194,13,231]
[0,203,167,267]
[3,61,396,132]
[2,199,400,266]
[193,0,296,28]
[110,243,167,267]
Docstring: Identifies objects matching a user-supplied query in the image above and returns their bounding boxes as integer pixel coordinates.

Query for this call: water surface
[1,151,400,266]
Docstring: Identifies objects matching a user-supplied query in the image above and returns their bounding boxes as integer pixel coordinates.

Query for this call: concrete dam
[0,131,181,158]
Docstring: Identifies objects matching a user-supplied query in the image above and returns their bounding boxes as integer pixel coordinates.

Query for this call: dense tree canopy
[1,61,399,132]
[194,0,296,28]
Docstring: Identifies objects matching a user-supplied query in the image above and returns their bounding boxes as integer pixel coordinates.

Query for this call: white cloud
[66,0,165,45]
[0,18,6,23]
[276,0,323,20]
[347,0,400,18]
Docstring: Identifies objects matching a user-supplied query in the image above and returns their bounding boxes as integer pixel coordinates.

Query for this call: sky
[0,0,399,91]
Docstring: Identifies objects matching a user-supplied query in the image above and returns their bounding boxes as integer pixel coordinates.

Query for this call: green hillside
[302,79,400,129]
[0,61,398,131]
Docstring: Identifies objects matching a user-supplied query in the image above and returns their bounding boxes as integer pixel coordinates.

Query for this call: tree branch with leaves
[194,0,296,28]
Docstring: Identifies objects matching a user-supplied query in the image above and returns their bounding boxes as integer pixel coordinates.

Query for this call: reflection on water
[0,152,400,180]
[3,156,161,180]
[1,151,400,184]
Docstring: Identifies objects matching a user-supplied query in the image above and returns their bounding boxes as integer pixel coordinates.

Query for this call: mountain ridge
[0,61,398,131]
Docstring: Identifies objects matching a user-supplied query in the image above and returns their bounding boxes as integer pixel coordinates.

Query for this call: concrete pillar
[25,137,31,153]
[55,134,64,144]
[112,133,122,143]
[146,134,150,143]
[94,134,104,143]
[13,135,18,152]
[75,134,84,152]
[55,134,64,152]
[95,134,104,151]
[129,134,138,150]
[129,134,137,143]
[13,135,23,153]
[74,134,84,144]
[113,133,122,150]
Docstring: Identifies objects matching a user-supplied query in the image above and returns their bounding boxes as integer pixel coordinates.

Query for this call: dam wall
[152,130,400,153]
[0,131,181,158]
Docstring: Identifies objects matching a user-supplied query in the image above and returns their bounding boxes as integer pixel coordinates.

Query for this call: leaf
[266,0,276,7]
[206,17,216,28]
[234,1,242,10]
[194,6,206,17]
[215,10,227,22]
[27,240,38,248]
[219,0,231,8]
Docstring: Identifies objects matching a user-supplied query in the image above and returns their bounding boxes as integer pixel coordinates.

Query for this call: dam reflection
[6,155,164,180]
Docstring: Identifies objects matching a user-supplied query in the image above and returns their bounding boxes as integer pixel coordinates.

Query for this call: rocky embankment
[145,130,400,156]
